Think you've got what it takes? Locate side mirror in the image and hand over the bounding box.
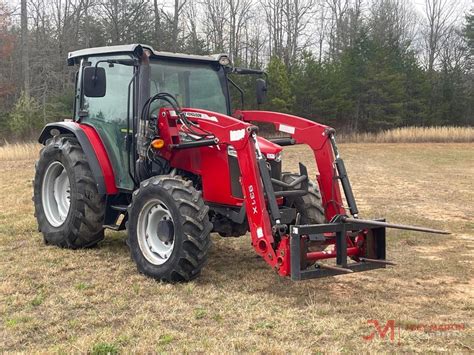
[256,78,267,105]
[83,66,106,97]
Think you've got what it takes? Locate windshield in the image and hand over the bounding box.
[149,60,228,115]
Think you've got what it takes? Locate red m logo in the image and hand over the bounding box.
[363,319,395,342]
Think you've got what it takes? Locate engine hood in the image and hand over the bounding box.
[257,136,282,160]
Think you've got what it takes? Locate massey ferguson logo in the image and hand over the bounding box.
[248,185,258,214]
[184,112,218,122]
[184,112,202,118]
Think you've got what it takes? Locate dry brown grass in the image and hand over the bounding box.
[0,143,473,352]
[339,126,474,143]
[0,142,41,161]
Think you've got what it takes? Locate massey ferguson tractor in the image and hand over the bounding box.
[33,44,448,282]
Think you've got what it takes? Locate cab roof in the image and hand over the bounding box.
[67,44,227,65]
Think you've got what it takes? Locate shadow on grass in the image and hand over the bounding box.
[51,224,469,313]
[88,230,393,307]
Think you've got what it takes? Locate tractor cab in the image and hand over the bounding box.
[68,44,271,191]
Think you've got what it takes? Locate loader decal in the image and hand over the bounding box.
[230,129,245,141]
[248,185,258,214]
[184,111,218,122]
[278,123,295,134]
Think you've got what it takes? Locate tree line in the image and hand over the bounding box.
[0,0,472,140]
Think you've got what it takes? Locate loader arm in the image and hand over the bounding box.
[158,108,372,277]
[158,108,448,279]
[234,110,346,221]
[158,108,291,272]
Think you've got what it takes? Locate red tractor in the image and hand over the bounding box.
[33,44,447,282]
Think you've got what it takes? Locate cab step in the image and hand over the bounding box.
[110,204,128,212]
[103,205,128,231]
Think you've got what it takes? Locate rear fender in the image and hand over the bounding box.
[38,122,118,195]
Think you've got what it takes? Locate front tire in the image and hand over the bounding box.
[33,135,105,248]
[127,175,212,282]
[281,173,325,225]
[282,173,326,254]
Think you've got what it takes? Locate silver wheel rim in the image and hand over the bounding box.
[137,199,175,265]
[42,161,71,227]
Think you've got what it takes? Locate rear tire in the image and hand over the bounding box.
[127,175,212,282]
[33,135,105,248]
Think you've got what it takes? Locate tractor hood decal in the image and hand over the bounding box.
[183,111,218,122]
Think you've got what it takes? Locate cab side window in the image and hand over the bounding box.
[83,55,133,124]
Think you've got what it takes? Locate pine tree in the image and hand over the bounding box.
[266,57,295,113]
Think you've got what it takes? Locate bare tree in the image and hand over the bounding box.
[153,0,162,48]
[283,0,316,67]
[423,0,458,73]
[261,0,315,67]
[261,0,284,59]
[440,25,468,72]
[242,18,266,67]
[315,1,330,63]
[325,0,349,60]
[201,0,228,53]
[226,0,252,62]
[160,0,187,51]
[21,0,30,98]
[183,1,207,53]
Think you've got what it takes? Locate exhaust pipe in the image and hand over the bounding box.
[136,46,150,161]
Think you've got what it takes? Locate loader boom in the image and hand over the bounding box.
[157,107,348,276]
[157,107,449,278]
[235,110,347,221]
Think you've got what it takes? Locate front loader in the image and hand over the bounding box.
[33,44,448,282]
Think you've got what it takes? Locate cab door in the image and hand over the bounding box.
[79,55,135,190]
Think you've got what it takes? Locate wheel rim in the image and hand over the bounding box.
[137,199,175,265]
[42,161,71,227]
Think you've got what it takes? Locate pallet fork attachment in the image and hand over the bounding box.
[289,216,449,280]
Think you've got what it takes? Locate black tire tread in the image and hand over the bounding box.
[128,175,212,282]
[281,172,325,224]
[33,135,105,248]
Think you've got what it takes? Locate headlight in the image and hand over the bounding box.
[219,55,231,66]
[228,145,281,162]
[274,152,282,162]
[266,152,282,162]
[227,145,237,157]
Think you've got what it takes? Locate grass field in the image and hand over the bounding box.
[0,143,473,353]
